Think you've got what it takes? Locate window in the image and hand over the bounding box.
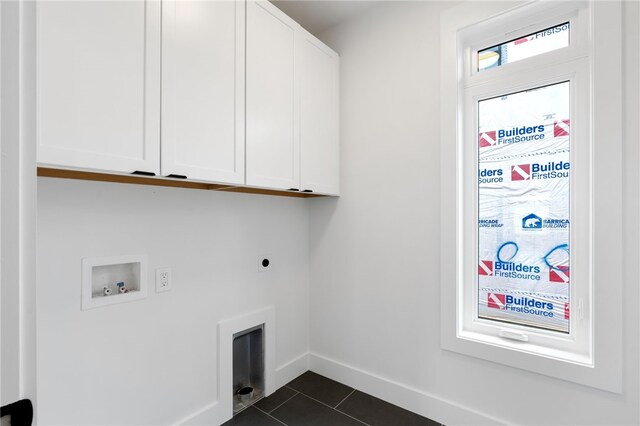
[477,22,570,71]
[459,6,591,360]
[477,82,571,334]
[440,1,623,393]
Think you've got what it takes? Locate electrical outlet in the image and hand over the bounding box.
[156,268,172,293]
[258,256,272,272]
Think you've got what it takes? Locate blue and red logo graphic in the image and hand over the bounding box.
[487,293,555,317]
[478,260,494,276]
[479,131,497,148]
[487,293,506,309]
[511,164,531,181]
[554,119,570,137]
[511,161,570,181]
[549,265,570,283]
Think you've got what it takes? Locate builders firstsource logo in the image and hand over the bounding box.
[554,119,570,137]
[487,293,555,318]
[478,167,503,184]
[513,23,569,45]
[479,119,570,149]
[478,260,494,276]
[549,266,570,284]
[487,292,505,309]
[479,131,497,148]
[495,261,541,280]
[479,125,545,148]
[480,260,541,281]
[511,161,570,181]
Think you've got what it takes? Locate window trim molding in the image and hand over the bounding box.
[462,71,590,361]
[440,0,623,393]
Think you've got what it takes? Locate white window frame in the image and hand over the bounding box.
[440,0,623,393]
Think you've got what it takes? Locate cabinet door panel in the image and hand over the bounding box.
[246,1,299,190]
[300,33,340,195]
[36,1,160,174]
[162,0,244,184]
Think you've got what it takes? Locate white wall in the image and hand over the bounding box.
[311,1,639,425]
[36,178,310,425]
[33,2,640,425]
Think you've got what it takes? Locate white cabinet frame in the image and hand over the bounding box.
[161,0,245,184]
[36,1,161,175]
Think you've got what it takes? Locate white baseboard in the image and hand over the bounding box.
[178,351,500,426]
[308,352,504,426]
[177,400,225,426]
[275,351,310,388]
[176,352,310,426]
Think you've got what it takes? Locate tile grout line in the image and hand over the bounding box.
[283,376,439,425]
[252,405,289,426]
[333,403,373,426]
[334,388,356,409]
[265,390,300,414]
[284,386,372,426]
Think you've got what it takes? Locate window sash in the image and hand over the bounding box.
[459,60,592,364]
[476,81,572,334]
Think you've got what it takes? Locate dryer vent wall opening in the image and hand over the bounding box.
[232,324,265,414]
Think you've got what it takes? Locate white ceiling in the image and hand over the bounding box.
[272,1,379,35]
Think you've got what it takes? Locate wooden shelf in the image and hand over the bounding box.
[37,168,321,198]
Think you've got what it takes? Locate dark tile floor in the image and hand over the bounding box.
[223,371,442,426]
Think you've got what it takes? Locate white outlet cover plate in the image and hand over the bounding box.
[156,268,172,293]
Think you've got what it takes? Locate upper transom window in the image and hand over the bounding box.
[478,22,570,71]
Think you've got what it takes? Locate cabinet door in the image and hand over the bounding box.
[246,1,300,190]
[161,0,245,184]
[299,31,340,195]
[36,1,160,175]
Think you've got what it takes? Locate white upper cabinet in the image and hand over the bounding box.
[36,0,339,196]
[299,31,340,195]
[246,1,300,190]
[246,1,340,194]
[36,1,161,175]
[161,0,245,184]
